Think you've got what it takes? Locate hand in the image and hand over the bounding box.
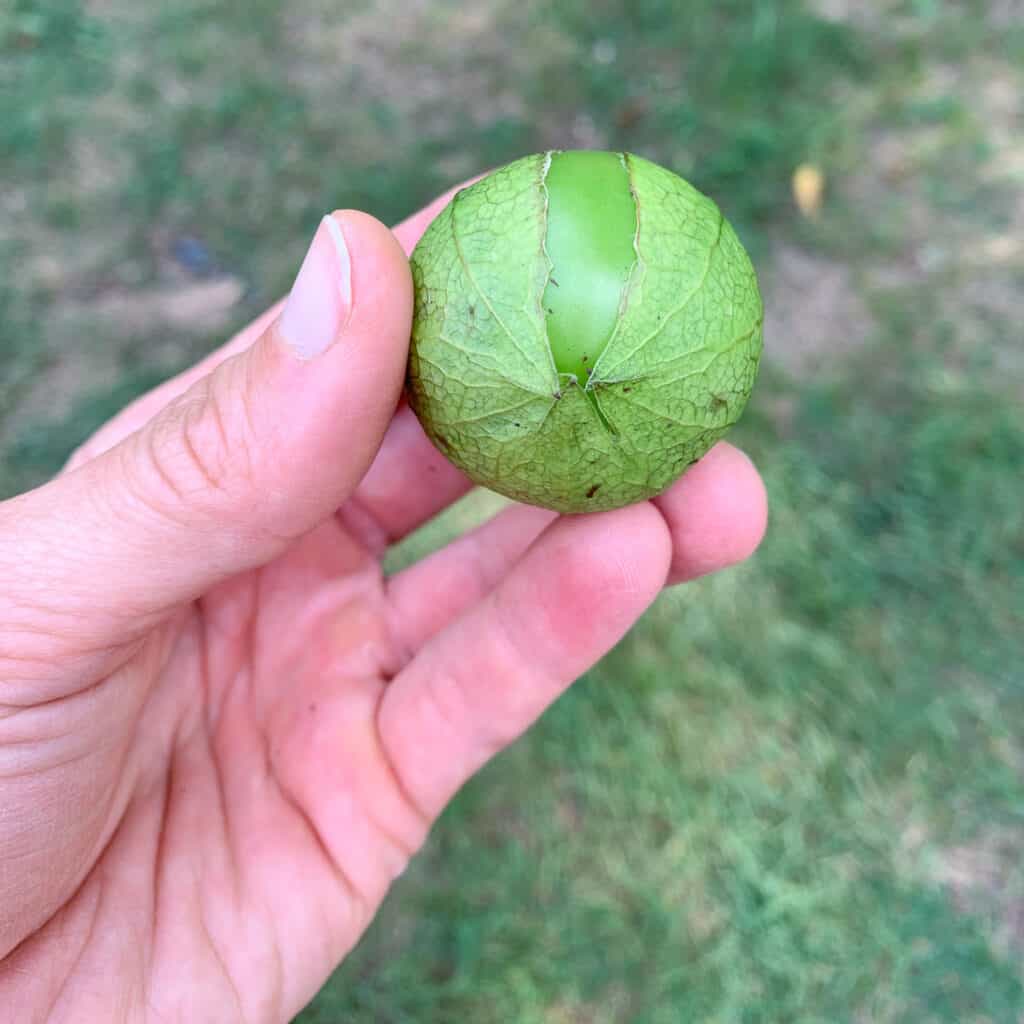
[0,189,767,1023]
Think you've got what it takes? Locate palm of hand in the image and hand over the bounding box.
[133,519,433,1016]
[7,506,510,1020]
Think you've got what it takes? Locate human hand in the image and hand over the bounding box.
[0,189,767,1023]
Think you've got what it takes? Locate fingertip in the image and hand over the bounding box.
[329,209,414,318]
[654,442,768,584]
[298,209,412,416]
[588,500,675,596]
[560,501,674,592]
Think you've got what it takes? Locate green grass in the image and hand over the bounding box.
[3,1,1023,1021]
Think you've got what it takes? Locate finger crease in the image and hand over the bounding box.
[372,692,434,840]
[336,492,392,556]
[262,727,368,931]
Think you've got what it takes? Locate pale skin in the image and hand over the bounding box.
[0,186,767,1023]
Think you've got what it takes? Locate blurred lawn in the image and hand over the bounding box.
[3,1,1023,1021]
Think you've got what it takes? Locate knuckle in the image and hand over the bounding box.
[180,383,240,497]
[129,371,260,522]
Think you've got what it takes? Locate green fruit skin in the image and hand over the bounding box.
[406,150,764,514]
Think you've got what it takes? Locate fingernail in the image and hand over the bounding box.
[278,214,352,359]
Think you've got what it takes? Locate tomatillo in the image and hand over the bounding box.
[407,150,763,513]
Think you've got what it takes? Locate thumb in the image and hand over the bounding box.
[0,211,413,656]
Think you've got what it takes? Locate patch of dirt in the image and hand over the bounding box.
[2,275,244,445]
[979,62,1024,186]
[0,343,119,451]
[812,0,1024,33]
[284,0,609,155]
[545,987,630,1024]
[284,0,571,148]
[762,242,874,376]
[929,828,1024,958]
[807,0,927,35]
[974,0,1024,29]
[842,52,1024,380]
[899,821,1024,960]
[75,276,245,336]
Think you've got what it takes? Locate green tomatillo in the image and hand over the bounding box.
[406,150,764,514]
